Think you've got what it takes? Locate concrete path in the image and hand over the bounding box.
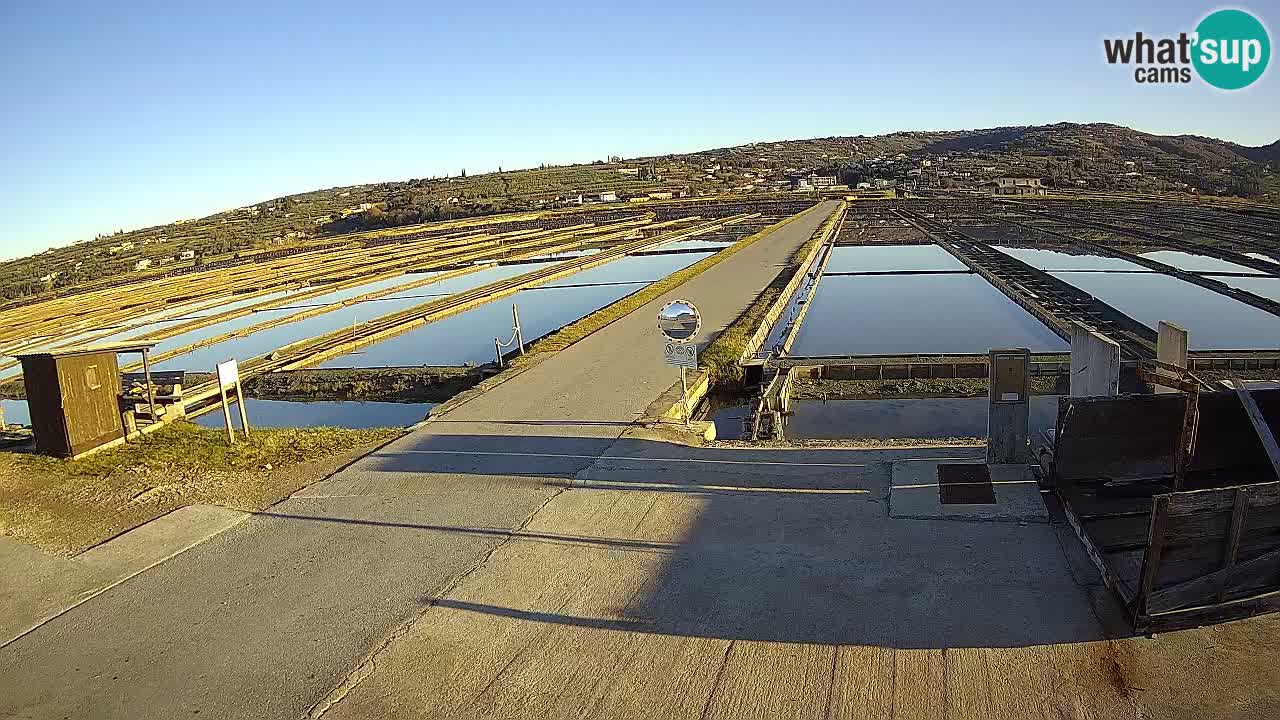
[0,505,248,647]
[0,202,842,719]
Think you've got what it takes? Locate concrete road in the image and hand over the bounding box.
[0,202,840,719]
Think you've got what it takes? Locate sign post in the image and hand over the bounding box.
[215,359,250,444]
[658,300,702,426]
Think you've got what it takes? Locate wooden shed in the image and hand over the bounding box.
[15,342,158,459]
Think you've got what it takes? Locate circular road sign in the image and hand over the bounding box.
[657,299,701,343]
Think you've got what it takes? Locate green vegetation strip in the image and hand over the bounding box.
[516,205,822,361]
[700,203,844,385]
[17,422,397,478]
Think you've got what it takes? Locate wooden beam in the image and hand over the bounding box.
[1136,495,1171,617]
[1147,544,1280,614]
[1233,380,1280,481]
[1217,488,1250,604]
[1144,587,1280,634]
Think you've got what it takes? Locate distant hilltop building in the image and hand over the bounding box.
[791,173,837,191]
[987,177,1046,196]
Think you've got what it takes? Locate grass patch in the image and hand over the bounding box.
[16,422,397,479]
[515,203,824,360]
[1,421,400,554]
[699,202,845,386]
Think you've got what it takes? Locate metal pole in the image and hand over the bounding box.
[234,379,251,438]
[513,304,524,355]
[141,349,158,422]
[495,338,504,369]
[680,366,689,426]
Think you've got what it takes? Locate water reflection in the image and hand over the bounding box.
[992,246,1149,272]
[647,239,734,252]
[151,265,534,372]
[824,245,966,274]
[194,399,434,429]
[318,252,710,368]
[791,274,1067,355]
[1,398,30,426]
[1140,250,1266,275]
[1051,271,1280,349]
[1204,275,1280,304]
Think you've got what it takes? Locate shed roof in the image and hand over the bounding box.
[14,341,158,360]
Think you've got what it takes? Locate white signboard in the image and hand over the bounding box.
[664,341,697,369]
[216,359,239,390]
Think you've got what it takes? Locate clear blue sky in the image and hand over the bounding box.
[2,0,1276,259]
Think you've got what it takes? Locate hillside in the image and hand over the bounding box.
[3,122,1276,307]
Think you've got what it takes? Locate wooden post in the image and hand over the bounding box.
[1173,388,1200,490]
[1137,495,1171,619]
[141,349,158,420]
[1217,488,1250,603]
[220,387,235,445]
[234,379,251,438]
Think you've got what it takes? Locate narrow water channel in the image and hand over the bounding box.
[193,399,435,430]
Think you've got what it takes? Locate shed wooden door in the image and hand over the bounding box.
[56,353,123,456]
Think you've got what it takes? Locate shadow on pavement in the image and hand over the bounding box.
[336,430,1108,649]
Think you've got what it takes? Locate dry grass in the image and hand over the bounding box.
[0,422,399,554]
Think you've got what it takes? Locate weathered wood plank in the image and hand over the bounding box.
[1234,380,1280,482]
[1137,496,1171,613]
[1161,481,1280,517]
[1144,588,1280,633]
[1146,545,1280,614]
[1059,489,1136,603]
[1218,488,1251,603]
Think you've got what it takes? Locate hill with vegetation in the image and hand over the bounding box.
[4,122,1276,307]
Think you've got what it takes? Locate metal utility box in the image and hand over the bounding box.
[987,347,1031,464]
[15,342,156,458]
